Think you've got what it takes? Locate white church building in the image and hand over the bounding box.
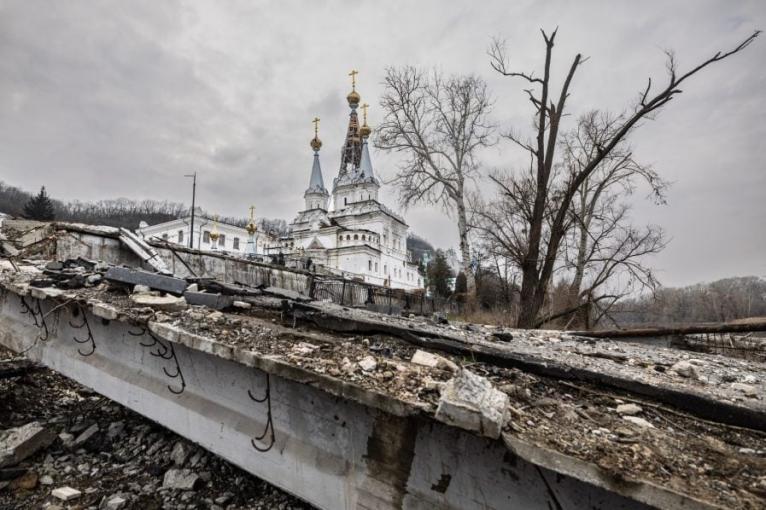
[137,76,423,291]
[280,77,423,290]
[138,212,274,256]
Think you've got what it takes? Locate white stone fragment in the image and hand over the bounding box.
[435,369,510,439]
[232,300,251,309]
[670,360,697,379]
[411,350,458,372]
[615,403,643,416]
[105,495,127,509]
[162,468,200,490]
[52,486,81,501]
[90,301,119,320]
[623,416,655,429]
[358,356,377,372]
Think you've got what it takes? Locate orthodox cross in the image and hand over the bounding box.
[312,117,320,138]
[249,205,256,221]
[349,69,358,90]
[361,103,369,124]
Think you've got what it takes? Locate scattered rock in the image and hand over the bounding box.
[358,356,377,372]
[72,423,99,449]
[742,375,757,384]
[52,486,82,501]
[623,416,655,429]
[106,421,125,439]
[0,422,57,468]
[435,369,509,439]
[410,350,458,372]
[232,300,251,309]
[170,441,190,467]
[162,468,200,490]
[615,403,643,416]
[40,474,54,485]
[105,494,127,509]
[670,360,697,379]
[731,382,758,398]
[133,284,152,294]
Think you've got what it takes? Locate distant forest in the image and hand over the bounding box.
[610,276,766,326]
[0,181,289,234]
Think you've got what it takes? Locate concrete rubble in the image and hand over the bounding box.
[0,422,56,468]
[0,220,765,509]
[435,369,510,439]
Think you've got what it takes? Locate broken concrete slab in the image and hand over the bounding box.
[0,422,56,468]
[105,266,187,295]
[130,294,188,312]
[183,291,234,310]
[435,370,509,439]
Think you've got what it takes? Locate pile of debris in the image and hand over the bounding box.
[1,254,765,508]
[0,352,310,509]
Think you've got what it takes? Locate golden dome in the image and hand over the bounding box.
[246,220,257,235]
[359,123,371,138]
[310,136,322,151]
[347,89,361,106]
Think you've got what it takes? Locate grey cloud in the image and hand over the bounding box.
[0,0,764,286]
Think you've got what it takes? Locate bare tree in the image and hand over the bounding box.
[555,111,669,328]
[374,67,495,298]
[487,28,760,328]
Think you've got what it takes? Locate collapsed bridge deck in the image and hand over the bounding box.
[0,221,764,509]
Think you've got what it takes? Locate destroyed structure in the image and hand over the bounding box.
[0,218,764,509]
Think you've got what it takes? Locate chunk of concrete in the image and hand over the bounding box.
[183,291,233,310]
[105,266,187,295]
[731,382,758,398]
[623,416,655,429]
[670,360,697,379]
[52,486,81,501]
[0,422,56,468]
[105,495,127,509]
[615,403,643,416]
[358,356,377,372]
[130,294,187,312]
[435,370,509,439]
[411,350,458,372]
[162,468,200,490]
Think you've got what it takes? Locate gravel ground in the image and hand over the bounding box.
[0,349,314,510]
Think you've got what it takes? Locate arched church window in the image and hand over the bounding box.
[354,234,358,240]
[362,235,366,241]
[344,197,347,206]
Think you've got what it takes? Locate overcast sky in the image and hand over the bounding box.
[0,1,763,287]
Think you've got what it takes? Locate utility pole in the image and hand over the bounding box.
[184,172,197,249]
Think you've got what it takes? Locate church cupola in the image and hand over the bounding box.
[304,117,329,211]
[358,103,380,200]
[339,70,363,176]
